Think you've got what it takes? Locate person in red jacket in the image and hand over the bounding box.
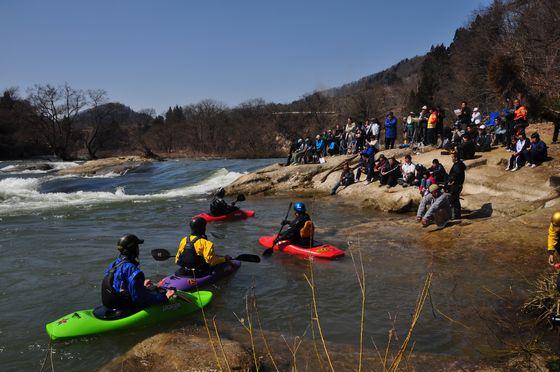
[513,98,528,133]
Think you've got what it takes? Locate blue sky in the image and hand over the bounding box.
[1,0,490,113]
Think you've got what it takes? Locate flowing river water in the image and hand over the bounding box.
[0,158,549,370]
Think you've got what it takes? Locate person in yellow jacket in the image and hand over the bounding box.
[547,211,560,266]
[426,108,438,146]
[175,217,231,277]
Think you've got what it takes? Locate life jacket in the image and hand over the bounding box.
[427,112,438,128]
[176,236,210,273]
[300,220,314,239]
[101,259,134,310]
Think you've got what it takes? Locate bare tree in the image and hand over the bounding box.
[27,83,88,160]
[83,89,112,159]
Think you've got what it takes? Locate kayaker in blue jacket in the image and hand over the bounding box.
[278,202,314,247]
[102,234,175,312]
[384,112,398,149]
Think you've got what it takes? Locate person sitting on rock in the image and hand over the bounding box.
[175,217,232,277]
[429,159,448,185]
[372,153,387,181]
[210,188,240,216]
[416,184,451,228]
[419,168,436,196]
[456,134,476,160]
[475,125,492,152]
[380,156,401,188]
[506,132,530,171]
[525,132,547,168]
[398,154,416,186]
[278,202,314,247]
[102,235,175,314]
[356,142,376,183]
[331,162,355,195]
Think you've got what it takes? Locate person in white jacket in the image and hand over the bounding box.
[471,107,482,126]
[344,117,356,154]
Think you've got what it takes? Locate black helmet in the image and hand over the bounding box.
[190,217,207,235]
[117,234,143,257]
[215,188,225,198]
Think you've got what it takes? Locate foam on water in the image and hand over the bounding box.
[0,168,243,215]
[0,161,80,174]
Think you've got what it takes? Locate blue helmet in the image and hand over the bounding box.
[294,202,306,213]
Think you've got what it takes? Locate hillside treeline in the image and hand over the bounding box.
[0,0,558,160]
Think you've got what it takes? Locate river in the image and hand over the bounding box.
[0,158,547,370]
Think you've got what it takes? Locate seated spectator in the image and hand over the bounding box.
[429,159,448,184]
[291,138,306,164]
[525,132,547,168]
[457,134,476,160]
[475,125,492,152]
[416,184,451,228]
[398,154,416,186]
[465,125,478,142]
[493,118,507,146]
[413,164,427,187]
[451,123,464,148]
[331,163,355,195]
[440,125,453,150]
[372,154,387,181]
[315,135,326,158]
[471,107,482,127]
[506,132,530,171]
[380,156,401,188]
[419,169,436,196]
[326,130,338,156]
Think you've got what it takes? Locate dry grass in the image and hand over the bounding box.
[522,270,560,325]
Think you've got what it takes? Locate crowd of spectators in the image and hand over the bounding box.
[287,98,552,228]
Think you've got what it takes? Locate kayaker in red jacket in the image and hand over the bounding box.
[278,202,314,247]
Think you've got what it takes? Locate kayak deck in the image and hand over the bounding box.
[196,210,255,223]
[158,260,241,291]
[45,290,212,341]
[259,235,345,259]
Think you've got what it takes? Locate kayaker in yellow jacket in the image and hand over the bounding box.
[175,217,231,277]
[547,211,560,266]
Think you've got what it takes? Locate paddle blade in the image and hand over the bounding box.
[235,254,260,263]
[236,194,246,202]
[262,247,274,256]
[151,249,172,261]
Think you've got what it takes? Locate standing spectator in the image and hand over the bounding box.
[355,128,365,153]
[399,154,416,186]
[380,156,401,187]
[502,99,516,150]
[417,106,429,144]
[334,124,345,154]
[458,101,472,130]
[426,108,438,145]
[526,132,548,168]
[384,112,397,149]
[506,132,530,171]
[363,119,373,142]
[404,112,415,144]
[447,152,466,220]
[371,118,380,139]
[436,106,445,140]
[331,163,355,195]
[513,98,528,134]
[553,118,559,144]
[344,117,356,154]
[471,107,482,126]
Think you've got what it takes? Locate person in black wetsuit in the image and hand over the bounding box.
[447,152,466,220]
[278,202,314,247]
[210,188,239,216]
[100,234,175,316]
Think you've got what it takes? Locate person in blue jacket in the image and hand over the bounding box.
[356,141,376,183]
[101,234,175,312]
[315,135,326,158]
[384,112,398,149]
[525,132,548,167]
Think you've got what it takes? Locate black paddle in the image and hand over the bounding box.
[262,202,292,256]
[231,193,246,206]
[151,248,260,263]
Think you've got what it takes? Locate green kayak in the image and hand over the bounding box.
[46,290,212,341]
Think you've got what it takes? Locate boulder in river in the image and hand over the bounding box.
[57,156,152,177]
[101,331,254,372]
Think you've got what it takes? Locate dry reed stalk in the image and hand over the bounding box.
[212,316,232,372]
[349,242,366,372]
[389,272,433,372]
[310,303,326,372]
[252,291,280,372]
[304,259,335,372]
[233,291,260,370]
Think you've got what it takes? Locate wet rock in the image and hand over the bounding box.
[1,163,54,172]
[57,156,152,177]
[101,331,253,372]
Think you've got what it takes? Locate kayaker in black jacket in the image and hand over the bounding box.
[278,202,314,247]
[101,234,175,314]
[210,188,239,216]
[447,152,466,219]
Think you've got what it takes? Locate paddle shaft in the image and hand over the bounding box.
[263,202,292,255]
[151,248,259,263]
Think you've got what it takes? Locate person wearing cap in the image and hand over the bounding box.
[471,107,482,126]
[547,212,560,266]
[475,125,492,152]
[416,184,451,227]
[101,235,175,313]
[384,112,398,149]
[525,132,547,168]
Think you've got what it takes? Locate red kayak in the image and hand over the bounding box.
[196,210,255,223]
[258,235,345,259]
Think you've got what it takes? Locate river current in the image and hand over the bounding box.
[0,158,546,370]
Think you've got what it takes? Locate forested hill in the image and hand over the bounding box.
[1,0,558,160]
